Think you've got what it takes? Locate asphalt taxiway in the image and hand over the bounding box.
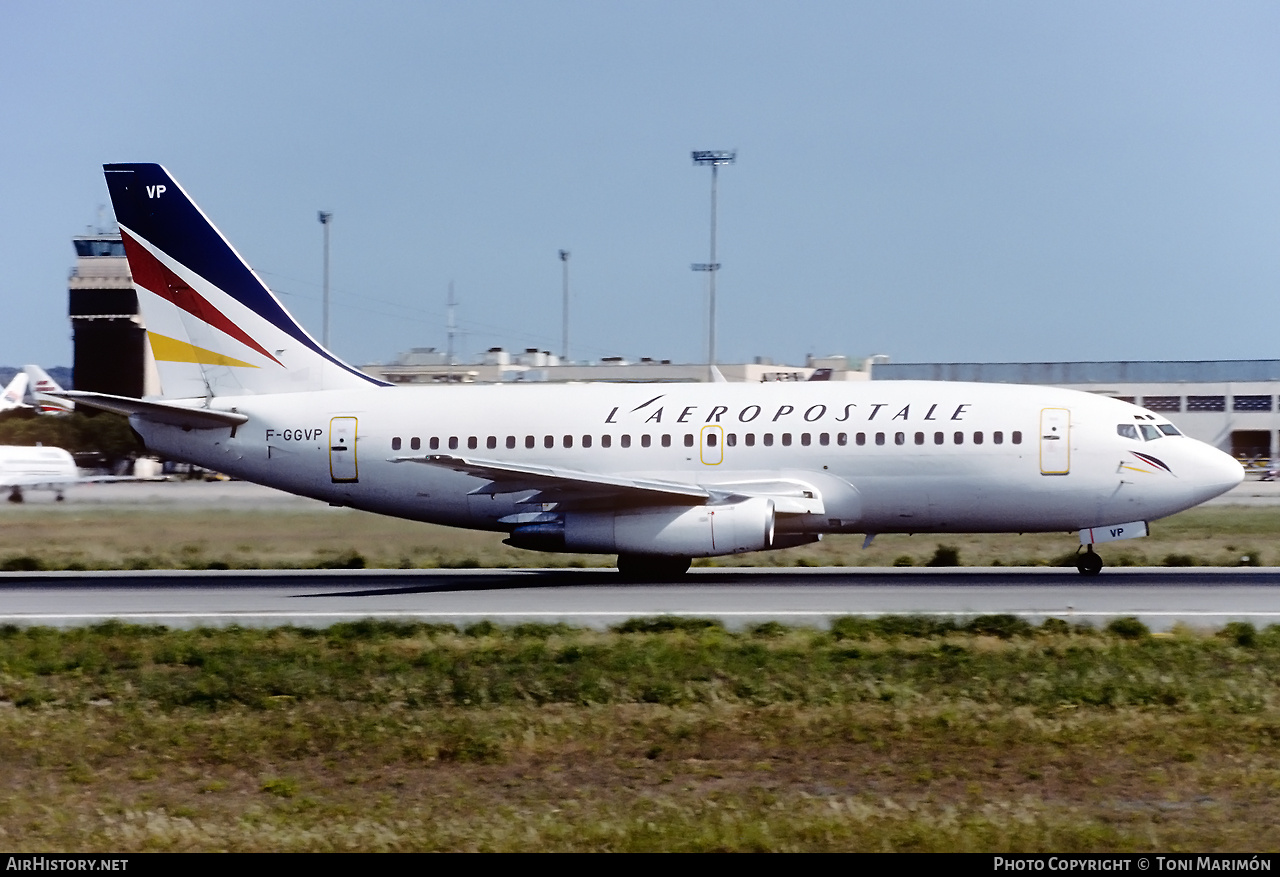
[4,478,1278,630]
[2,567,1279,631]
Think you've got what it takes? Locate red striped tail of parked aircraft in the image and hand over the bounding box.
[65,163,1244,577]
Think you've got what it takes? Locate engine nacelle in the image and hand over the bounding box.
[507,498,776,557]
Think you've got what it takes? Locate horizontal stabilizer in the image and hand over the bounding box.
[56,391,248,430]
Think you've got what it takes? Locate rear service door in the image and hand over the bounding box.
[329,417,358,483]
[1039,408,1070,475]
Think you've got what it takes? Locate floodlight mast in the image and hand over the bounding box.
[318,211,333,348]
[691,150,735,380]
[559,249,570,362]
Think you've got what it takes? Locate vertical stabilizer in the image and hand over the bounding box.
[0,373,29,413]
[102,164,386,399]
[21,366,72,415]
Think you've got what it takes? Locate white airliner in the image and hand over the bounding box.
[63,163,1243,576]
[0,446,78,502]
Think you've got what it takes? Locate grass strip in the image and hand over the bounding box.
[1,617,1279,850]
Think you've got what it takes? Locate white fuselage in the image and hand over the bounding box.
[131,380,1244,551]
[0,446,78,491]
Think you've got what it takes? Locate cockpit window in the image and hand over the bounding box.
[1158,424,1181,436]
[1117,424,1139,440]
[1139,424,1162,441]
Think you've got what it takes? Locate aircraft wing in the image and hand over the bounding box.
[391,454,711,505]
[390,454,827,514]
[54,391,248,430]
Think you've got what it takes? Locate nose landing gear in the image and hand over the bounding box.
[1076,545,1103,576]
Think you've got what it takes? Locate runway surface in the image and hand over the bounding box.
[2,567,1279,631]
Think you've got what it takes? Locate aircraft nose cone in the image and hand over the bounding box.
[1195,445,1244,502]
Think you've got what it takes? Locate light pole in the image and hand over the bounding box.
[318,211,333,348]
[691,150,735,377]
[559,250,570,362]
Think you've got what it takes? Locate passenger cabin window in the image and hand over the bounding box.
[602,435,612,448]
[487,436,497,450]
[525,436,535,449]
[392,437,402,451]
[763,434,774,447]
[820,433,830,446]
[837,433,848,446]
[621,435,631,448]
[1117,424,1139,440]
[661,434,671,448]
[641,435,651,448]
[506,436,516,449]
[429,437,439,450]
[973,432,983,445]
[726,434,737,447]
[409,437,420,451]
[856,433,866,446]
[934,432,944,445]
[953,432,963,445]
[993,432,1004,444]
[782,434,792,447]
[544,436,554,449]
[707,433,718,447]
[894,432,905,445]
[745,434,756,447]
[875,433,885,446]
[684,434,694,447]
[1012,431,1022,444]
[914,432,924,445]
[563,435,573,448]
[449,437,459,450]
[583,435,592,448]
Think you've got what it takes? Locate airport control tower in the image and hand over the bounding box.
[68,232,158,398]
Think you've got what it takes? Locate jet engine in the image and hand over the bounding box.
[506,497,776,557]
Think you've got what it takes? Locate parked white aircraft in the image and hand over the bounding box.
[64,163,1243,576]
[22,366,74,416]
[0,445,78,502]
[0,373,29,413]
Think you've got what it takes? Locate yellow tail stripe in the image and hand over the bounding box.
[147,332,260,368]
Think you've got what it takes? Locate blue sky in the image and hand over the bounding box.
[4,1,1279,369]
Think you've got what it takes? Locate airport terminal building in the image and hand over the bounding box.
[872,360,1280,465]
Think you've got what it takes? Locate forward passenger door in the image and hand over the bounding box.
[1039,408,1070,475]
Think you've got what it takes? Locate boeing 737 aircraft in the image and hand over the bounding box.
[64,163,1244,576]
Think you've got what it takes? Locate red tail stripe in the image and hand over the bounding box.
[121,231,283,367]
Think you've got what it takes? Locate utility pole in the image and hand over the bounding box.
[691,150,735,379]
[318,211,333,348]
[559,250,570,362]
[446,281,457,383]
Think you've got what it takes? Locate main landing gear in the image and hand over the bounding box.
[1076,545,1103,576]
[617,554,692,581]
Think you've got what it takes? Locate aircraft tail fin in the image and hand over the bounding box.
[102,163,387,399]
[22,365,73,416]
[0,373,29,413]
